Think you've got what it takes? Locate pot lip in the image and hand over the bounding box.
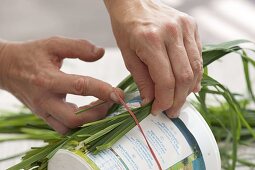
[180,102,221,170]
[48,149,93,170]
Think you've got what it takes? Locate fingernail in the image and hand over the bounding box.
[151,110,162,116]
[173,113,180,118]
[141,98,150,106]
[173,110,181,118]
[116,87,124,99]
[169,114,178,119]
[167,112,175,118]
[151,112,159,116]
[193,84,201,93]
[110,92,119,103]
[93,46,101,54]
[167,109,180,118]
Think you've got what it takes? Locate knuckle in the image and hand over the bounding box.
[77,39,88,44]
[136,26,161,44]
[31,72,51,88]
[135,48,151,64]
[184,36,194,44]
[76,39,94,49]
[164,22,180,38]
[177,70,194,84]
[46,79,55,90]
[170,101,185,113]
[43,115,51,122]
[198,67,204,77]
[155,79,175,109]
[125,61,135,72]
[37,112,48,119]
[189,16,197,26]
[197,40,203,53]
[164,78,176,91]
[31,73,42,86]
[179,15,197,32]
[143,28,160,41]
[179,14,194,25]
[46,36,60,44]
[73,77,89,95]
[56,127,69,135]
[191,59,203,73]
[165,98,174,109]
[93,111,107,120]
[156,98,173,110]
[131,26,162,50]
[189,16,198,28]
[31,98,45,112]
[65,116,80,129]
[43,36,62,49]
[177,98,186,106]
[135,47,145,57]
[48,36,61,42]
[171,102,184,112]
[194,20,198,30]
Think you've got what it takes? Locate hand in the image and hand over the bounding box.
[105,0,203,117]
[0,37,123,134]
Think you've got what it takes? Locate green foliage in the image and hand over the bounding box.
[0,40,255,170]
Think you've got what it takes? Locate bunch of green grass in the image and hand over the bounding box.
[0,40,255,170]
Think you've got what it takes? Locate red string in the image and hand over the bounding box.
[115,92,162,170]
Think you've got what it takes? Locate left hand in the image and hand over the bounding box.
[0,37,123,134]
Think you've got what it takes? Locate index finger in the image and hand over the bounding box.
[137,44,175,115]
[42,71,124,103]
[44,36,105,62]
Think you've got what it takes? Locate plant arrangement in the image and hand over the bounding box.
[0,40,255,170]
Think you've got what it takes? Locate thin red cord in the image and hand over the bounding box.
[115,92,162,170]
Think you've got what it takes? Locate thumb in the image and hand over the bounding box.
[45,36,105,62]
[48,72,124,103]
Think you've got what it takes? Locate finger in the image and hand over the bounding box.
[179,16,203,93]
[165,84,187,118]
[37,112,70,134]
[136,42,175,115]
[121,50,154,105]
[194,26,203,92]
[45,36,105,62]
[195,70,203,92]
[44,115,70,134]
[46,72,124,103]
[195,24,203,56]
[44,97,112,128]
[77,100,113,119]
[183,34,202,93]
[166,41,194,117]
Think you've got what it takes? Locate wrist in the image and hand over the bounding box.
[0,41,8,89]
[0,41,14,91]
[104,0,160,26]
[104,0,145,19]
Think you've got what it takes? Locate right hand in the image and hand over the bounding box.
[105,0,203,117]
[0,37,123,134]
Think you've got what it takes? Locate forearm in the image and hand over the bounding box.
[104,0,142,11]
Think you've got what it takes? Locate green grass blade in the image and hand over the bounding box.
[242,51,255,102]
[83,121,123,144]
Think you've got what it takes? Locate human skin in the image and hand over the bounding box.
[0,37,123,134]
[0,0,202,133]
[104,0,203,117]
